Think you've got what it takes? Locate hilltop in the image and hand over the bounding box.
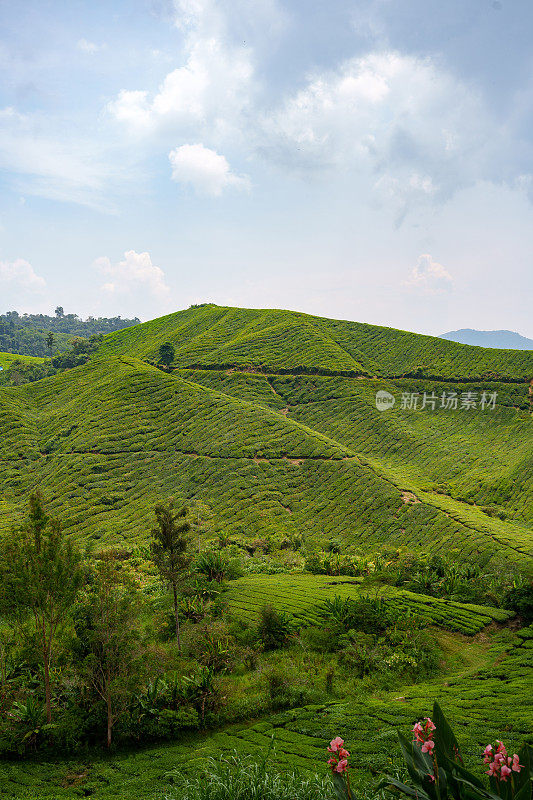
[0,304,531,573]
[97,304,533,380]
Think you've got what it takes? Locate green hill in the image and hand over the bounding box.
[0,305,531,573]
[98,304,533,379]
[0,351,45,369]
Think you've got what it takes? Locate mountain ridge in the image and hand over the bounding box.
[440,328,533,350]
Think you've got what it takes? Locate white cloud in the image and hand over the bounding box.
[260,51,500,212]
[108,0,254,140]
[0,258,46,291]
[403,254,453,294]
[94,250,171,302]
[169,143,250,196]
[77,39,104,54]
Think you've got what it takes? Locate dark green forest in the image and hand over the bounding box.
[0,308,139,357]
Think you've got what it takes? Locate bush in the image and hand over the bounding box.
[316,594,399,635]
[257,604,294,650]
[264,666,315,710]
[194,550,243,583]
[504,582,533,624]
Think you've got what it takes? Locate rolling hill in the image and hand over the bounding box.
[0,304,531,573]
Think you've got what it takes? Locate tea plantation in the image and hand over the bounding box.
[225,574,511,634]
[1,625,531,799]
[0,322,531,571]
[0,305,531,799]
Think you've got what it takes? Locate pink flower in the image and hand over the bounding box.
[338,748,350,759]
[424,718,436,733]
[427,774,436,783]
[412,722,425,742]
[335,759,348,774]
[496,741,507,756]
[421,739,435,753]
[328,736,345,753]
[511,754,523,773]
[500,765,512,781]
[494,753,505,765]
[483,745,493,764]
[327,758,337,767]
[487,762,499,777]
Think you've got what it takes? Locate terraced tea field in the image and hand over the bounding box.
[2,625,531,799]
[225,574,512,634]
[0,306,531,800]
[0,306,531,574]
[97,304,533,380]
[0,351,46,369]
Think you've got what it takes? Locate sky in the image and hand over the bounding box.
[0,0,532,337]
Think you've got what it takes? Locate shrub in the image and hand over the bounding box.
[316,594,398,635]
[504,582,533,624]
[194,550,243,583]
[257,604,294,650]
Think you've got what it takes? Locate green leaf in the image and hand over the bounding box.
[433,701,462,765]
[377,775,432,800]
[331,772,352,800]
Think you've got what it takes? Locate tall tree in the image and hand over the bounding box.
[46,331,55,360]
[158,342,175,369]
[74,554,144,748]
[149,501,191,649]
[0,493,84,723]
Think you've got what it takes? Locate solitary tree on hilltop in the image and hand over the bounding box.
[149,501,191,649]
[158,342,175,369]
[54,306,64,319]
[0,492,84,723]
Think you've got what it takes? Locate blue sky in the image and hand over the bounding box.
[0,0,532,336]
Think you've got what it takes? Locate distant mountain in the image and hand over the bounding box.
[440,329,533,350]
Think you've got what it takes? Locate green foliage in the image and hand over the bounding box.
[316,594,399,635]
[0,310,139,357]
[194,549,243,583]
[165,752,332,800]
[149,500,191,647]
[73,555,146,747]
[0,359,56,386]
[159,342,176,367]
[504,582,533,624]
[52,334,104,370]
[379,701,533,800]
[257,604,295,651]
[0,492,84,723]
